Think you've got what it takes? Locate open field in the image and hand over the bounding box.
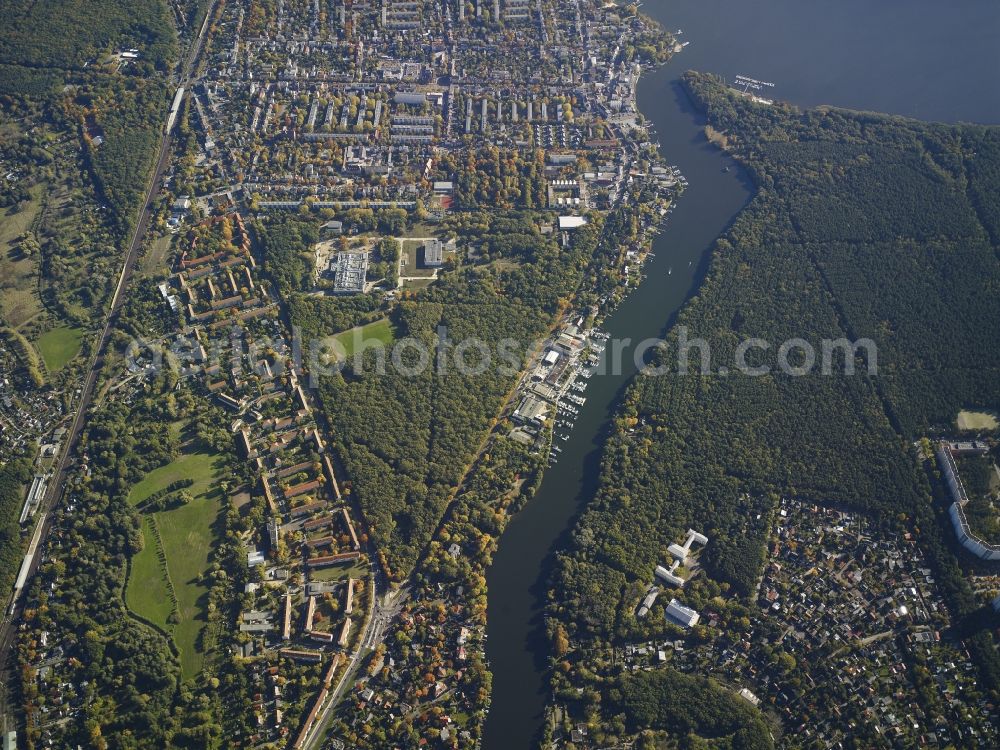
[957,409,999,431]
[310,559,369,582]
[0,185,44,327]
[34,325,83,371]
[126,516,175,628]
[125,429,226,679]
[331,317,395,359]
[141,232,175,275]
[154,486,224,678]
[127,449,223,506]
[398,222,436,238]
[399,277,435,291]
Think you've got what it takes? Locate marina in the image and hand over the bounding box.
[485,0,1000,746]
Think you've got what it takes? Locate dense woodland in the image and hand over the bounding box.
[81,75,172,239]
[617,669,773,750]
[292,202,639,579]
[0,453,32,595]
[548,72,1000,739]
[256,217,318,295]
[0,0,176,239]
[0,0,175,72]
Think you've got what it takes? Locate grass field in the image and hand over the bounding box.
[127,450,222,506]
[398,222,436,238]
[126,516,175,626]
[399,277,435,291]
[957,410,999,431]
[154,486,224,678]
[310,559,369,582]
[330,318,396,359]
[34,326,83,371]
[0,186,44,327]
[125,430,227,679]
[141,232,175,275]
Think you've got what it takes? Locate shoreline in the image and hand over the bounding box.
[481,17,751,747]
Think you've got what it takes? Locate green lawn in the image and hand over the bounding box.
[957,409,999,431]
[126,516,175,626]
[309,559,368,582]
[154,486,224,678]
[125,438,227,679]
[331,317,396,359]
[399,277,435,291]
[34,326,83,371]
[127,450,222,506]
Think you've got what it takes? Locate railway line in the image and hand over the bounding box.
[0,2,218,720]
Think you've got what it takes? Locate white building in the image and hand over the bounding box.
[654,564,684,588]
[636,588,659,617]
[248,549,266,567]
[665,598,699,628]
[938,441,1000,561]
[558,215,587,230]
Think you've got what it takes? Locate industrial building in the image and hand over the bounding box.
[331,251,370,294]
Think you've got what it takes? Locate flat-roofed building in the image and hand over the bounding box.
[512,394,549,427]
[424,238,444,266]
[637,588,659,617]
[345,578,354,614]
[331,251,369,294]
[654,564,684,588]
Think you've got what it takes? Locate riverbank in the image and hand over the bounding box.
[482,34,754,750]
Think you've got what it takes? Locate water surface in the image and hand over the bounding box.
[483,2,1000,748]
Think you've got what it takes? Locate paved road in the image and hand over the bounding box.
[0,4,218,717]
[300,583,411,750]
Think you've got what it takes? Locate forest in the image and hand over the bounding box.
[292,202,641,579]
[256,217,319,295]
[617,669,773,750]
[0,0,175,73]
[0,0,178,250]
[0,452,32,596]
[549,71,1000,719]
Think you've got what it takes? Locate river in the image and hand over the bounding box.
[482,2,1000,748]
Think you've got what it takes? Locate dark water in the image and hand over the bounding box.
[483,2,1000,749]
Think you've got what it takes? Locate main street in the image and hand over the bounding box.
[0,2,219,715]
